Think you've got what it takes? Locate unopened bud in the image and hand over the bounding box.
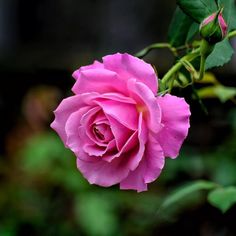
[200,9,227,44]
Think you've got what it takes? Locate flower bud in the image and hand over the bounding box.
[199,9,227,44]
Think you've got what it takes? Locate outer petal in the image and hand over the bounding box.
[72,69,127,95]
[142,134,165,184]
[72,60,104,80]
[50,93,99,144]
[65,108,93,152]
[119,116,165,192]
[103,53,158,94]
[218,13,227,37]
[157,94,191,158]
[76,155,130,187]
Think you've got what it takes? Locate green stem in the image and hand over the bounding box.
[227,30,236,39]
[199,55,206,80]
[198,39,214,80]
[161,48,200,85]
[135,43,177,58]
[169,72,177,93]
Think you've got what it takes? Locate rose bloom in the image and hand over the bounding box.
[51,53,190,192]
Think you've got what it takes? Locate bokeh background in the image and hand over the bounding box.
[1,0,236,235]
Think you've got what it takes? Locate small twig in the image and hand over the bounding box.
[227,30,236,39]
[161,48,200,87]
[135,43,178,58]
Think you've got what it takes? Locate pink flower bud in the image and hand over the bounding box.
[200,9,228,44]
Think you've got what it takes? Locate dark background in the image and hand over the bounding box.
[1,1,236,235]
[0,0,178,154]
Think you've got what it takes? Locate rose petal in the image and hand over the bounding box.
[142,134,165,184]
[72,60,104,81]
[157,94,191,158]
[83,139,116,157]
[80,106,101,126]
[120,133,164,192]
[102,130,138,163]
[87,113,112,147]
[103,53,158,94]
[127,78,162,133]
[96,99,138,130]
[76,126,102,162]
[65,109,93,153]
[72,68,127,94]
[123,112,147,171]
[106,115,133,150]
[76,155,130,187]
[98,92,136,104]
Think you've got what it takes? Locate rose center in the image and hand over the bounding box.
[93,127,105,140]
[92,123,113,143]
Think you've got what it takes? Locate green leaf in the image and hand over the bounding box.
[197,85,236,102]
[208,187,236,213]
[177,0,217,23]
[168,7,194,47]
[206,39,234,69]
[161,180,217,209]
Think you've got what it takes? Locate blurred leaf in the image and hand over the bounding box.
[206,39,234,69]
[212,158,236,186]
[161,152,205,183]
[186,22,199,43]
[20,132,89,191]
[196,72,219,84]
[21,132,73,173]
[177,0,217,23]
[215,85,236,102]
[161,180,217,209]
[168,7,194,47]
[197,85,236,102]
[75,193,118,236]
[228,109,236,131]
[208,187,236,213]
[0,226,16,236]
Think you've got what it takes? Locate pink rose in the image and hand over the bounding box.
[51,53,190,192]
